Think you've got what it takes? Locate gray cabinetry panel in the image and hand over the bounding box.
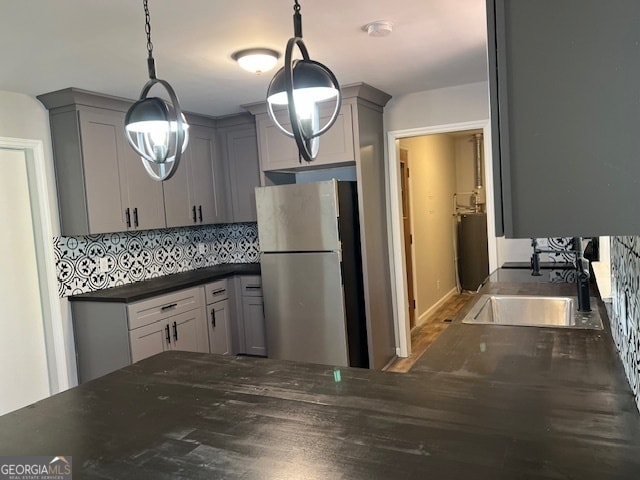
[225,126,260,222]
[39,89,166,235]
[231,274,266,356]
[204,279,231,355]
[257,103,355,172]
[208,299,231,355]
[164,123,224,227]
[488,0,640,237]
[242,296,266,357]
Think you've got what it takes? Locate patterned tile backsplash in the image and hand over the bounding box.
[610,236,640,412]
[54,223,259,297]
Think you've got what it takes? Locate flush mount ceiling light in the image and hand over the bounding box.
[232,48,280,74]
[124,0,189,182]
[266,0,341,163]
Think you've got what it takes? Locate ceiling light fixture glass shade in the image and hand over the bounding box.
[266,0,341,163]
[124,0,188,182]
[232,48,280,74]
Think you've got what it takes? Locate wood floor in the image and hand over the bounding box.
[386,291,475,373]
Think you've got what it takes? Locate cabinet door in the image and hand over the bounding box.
[242,296,266,356]
[117,124,166,231]
[163,125,221,227]
[162,149,192,228]
[257,103,355,172]
[226,126,260,222]
[208,299,231,355]
[77,110,127,233]
[170,309,208,353]
[129,321,169,363]
[189,125,222,224]
[488,0,640,237]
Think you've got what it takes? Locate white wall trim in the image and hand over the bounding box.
[0,136,69,392]
[386,120,496,358]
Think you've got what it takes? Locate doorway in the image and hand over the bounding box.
[0,137,68,415]
[386,121,497,357]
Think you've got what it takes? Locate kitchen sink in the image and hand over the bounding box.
[462,295,603,330]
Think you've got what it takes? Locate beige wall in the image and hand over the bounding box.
[401,134,457,324]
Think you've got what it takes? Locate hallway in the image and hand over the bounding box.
[387,292,475,373]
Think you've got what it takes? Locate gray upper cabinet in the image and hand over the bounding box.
[216,114,261,223]
[487,0,640,238]
[254,102,355,172]
[38,88,165,235]
[164,120,226,227]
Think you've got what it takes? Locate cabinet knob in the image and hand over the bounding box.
[211,308,216,327]
[192,205,197,223]
[173,321,178,341]
[198,205,203,222]
[125,208,131,228]
[165,324,171,344]
[133,207,139,227]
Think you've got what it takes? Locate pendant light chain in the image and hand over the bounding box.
[143,0,156,79]
[125,0,188,181]
[293,0,303,38]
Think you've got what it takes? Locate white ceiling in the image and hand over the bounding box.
[1,0,488,117]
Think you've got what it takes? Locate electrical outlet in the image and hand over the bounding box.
[99,257,109,273]
[198,243,206,254]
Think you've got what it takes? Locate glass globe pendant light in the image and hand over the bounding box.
[266,0,341,162]
[125,0,188,181]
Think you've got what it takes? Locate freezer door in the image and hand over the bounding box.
[261,251,349,366]
[256,180,340,252]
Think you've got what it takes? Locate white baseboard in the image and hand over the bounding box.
[415,287,458,328]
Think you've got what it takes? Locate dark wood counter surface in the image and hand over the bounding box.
[68,263,260,303]
[1,269,639,479]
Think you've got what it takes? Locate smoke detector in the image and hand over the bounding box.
[362,21,393,38]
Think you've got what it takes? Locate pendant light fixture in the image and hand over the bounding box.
[124,0,188,182]
[266,0,341,162]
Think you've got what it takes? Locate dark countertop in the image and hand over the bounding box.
[68,263,261,303]
[2,268,639,478]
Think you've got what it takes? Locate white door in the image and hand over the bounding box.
[0,148,51,415]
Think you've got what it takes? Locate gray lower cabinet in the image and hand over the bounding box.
[72,286,208,383]
[38,89,166,235]
[236,275,266,356]
[203,279,231,355]
[164,121,227,227]
[487,0,640,237]
[129,309,203,363]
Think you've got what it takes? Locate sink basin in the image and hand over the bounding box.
[462,295,603,330]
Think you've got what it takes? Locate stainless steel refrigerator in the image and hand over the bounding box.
[255,179,369,368]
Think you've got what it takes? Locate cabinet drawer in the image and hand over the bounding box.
[240,275,262,297]
[127,286,204,330]
[204,279,229,304]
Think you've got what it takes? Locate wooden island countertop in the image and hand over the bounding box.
[1,269,639,479]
